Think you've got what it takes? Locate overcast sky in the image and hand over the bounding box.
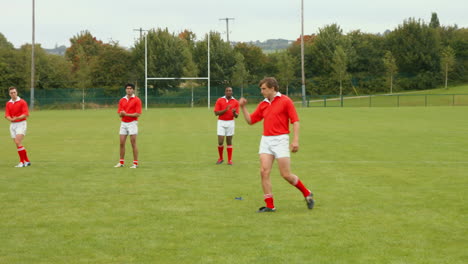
[0,0,466,49]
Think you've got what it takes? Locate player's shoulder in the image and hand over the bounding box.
[215,97,224,105]
[280,94,294,104]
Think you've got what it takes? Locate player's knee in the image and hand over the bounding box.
[280,170,293,179]
[260,167,271,177]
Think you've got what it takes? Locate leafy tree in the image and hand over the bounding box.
[233,42,268,82]
[307,24,346,76]
[440,46,456,89]
[231,52,248,96]
[347,30,385,75]
[132,28,198,95]
[16,44,72,90]
[275,51,295,96]
[440,27,468,82]
[178,29,197,52]
[385,18,441,90]
[429,12,440,28]
[331,46,348,96]
[0,47,25,95]
[0,33,14,50]
[90,43,132,91]
[193,32,238,89]
[288,34,315,84]
[66,31,103,73]
[383,51,398,93]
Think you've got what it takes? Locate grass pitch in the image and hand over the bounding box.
[0,106,467,263]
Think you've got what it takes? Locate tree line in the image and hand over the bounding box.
[0,13,467,98]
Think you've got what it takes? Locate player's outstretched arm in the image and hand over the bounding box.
[239,98,252,124]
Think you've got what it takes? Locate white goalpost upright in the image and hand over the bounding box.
[144,32,211,110]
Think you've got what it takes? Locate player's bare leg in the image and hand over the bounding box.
[226,136,233,165]
[218,135,225,146]
[13,134,24,147]
[216,136,225,164]
[119,135,127,160]
[277,157,296,184]
[114,135,127,167]
[278,157,314,209]
[130,135,138,161]
[130,135,138,168]
[258,154,276,211]
[13,134,30,167]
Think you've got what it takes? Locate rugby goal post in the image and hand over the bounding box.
[144,33,211,110]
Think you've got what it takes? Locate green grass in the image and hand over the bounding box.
[0,107,467,263]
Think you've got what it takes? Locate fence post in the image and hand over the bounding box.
[369,95,372,107]
[324,96,327,108]
[425,95,427,107]
[340,95,343,107]
[397,95,400,107]
[452,94,455,106]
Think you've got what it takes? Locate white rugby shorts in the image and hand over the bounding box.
[119,121,138,135]
[217,120,235,136]
[10,121,27,138]
[259,134,290,158]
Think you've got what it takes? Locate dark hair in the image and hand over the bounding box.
[259,77,279,91]
[125,83,135,89]
[9,86,17,91]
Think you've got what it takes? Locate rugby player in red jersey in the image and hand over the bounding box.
[114,83,142,169]
[214,87,239,165]
[239,77,314,212]
[5,87,31,168]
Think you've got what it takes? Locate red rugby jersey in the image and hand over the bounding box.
[118,95,142,123]
[214,96,239,121]
[250,92,299,136]
[5,97,29,123]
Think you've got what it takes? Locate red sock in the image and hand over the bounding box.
[294,179,312,197]
[133,160,138,166]
[23,148,30,162]
[119,159,124,165]
[17,146,25,163]
[264,194,275,209]
[218,146,224,160]
[227,145,233,161]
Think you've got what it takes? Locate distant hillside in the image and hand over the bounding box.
[233,39,293,52]
[44,45,67,56]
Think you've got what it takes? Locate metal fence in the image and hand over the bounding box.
[306,94,468,107]
[1,88,468,109]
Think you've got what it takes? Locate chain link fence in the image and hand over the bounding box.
[1,86,467,109]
